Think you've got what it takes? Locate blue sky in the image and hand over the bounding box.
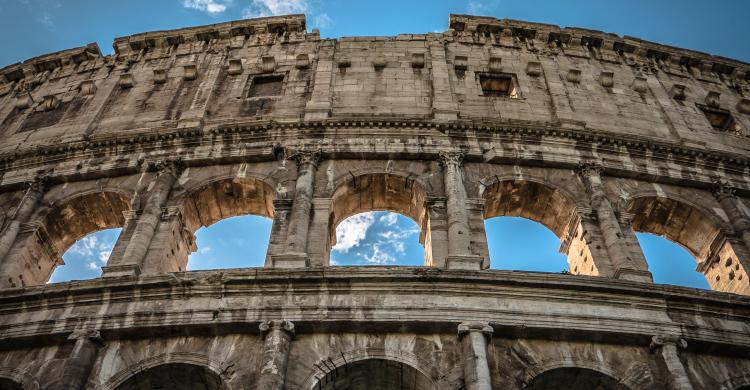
[9,0,739,289]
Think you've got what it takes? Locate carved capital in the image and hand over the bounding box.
[712,178,737,201]
[285,149,322,169]
[438,151,465,168]
[457,321,493,338]
[259,320,295,337]
[575,161,604,179]
[153,158,186,177]
[650,335,687,351]
[68,329,105,346]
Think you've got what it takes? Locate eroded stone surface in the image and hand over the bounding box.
[0,13,748,390]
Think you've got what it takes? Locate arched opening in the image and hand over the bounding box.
[49,227,122,283]
[174,177,276,272]
[313,358,433,390]
[528,367,625,390]
[188,215,272,270]
[485,217,568,272]
[1,191,130,287]
[483,180,597,275]
[0,378,22,390]
[328,173,431,266]
[114,363,225,390]
[330,211,425,266]
[629,196,749,294]
[636,232,710,289]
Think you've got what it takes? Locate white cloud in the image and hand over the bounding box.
[378,228,418,241]
[467,0,500,15]
[333,212,376,253]
[313,12,332,29]
[241,0,308,18]
[363,243,396,265]
[98,249,112,264]
[85,262,99,271]
[68,236,99,257]
[199,246,212,255]
[379,213,398,226]
[182,0,230,15]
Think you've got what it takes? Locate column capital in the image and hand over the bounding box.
[260,320,295,337]
[285,148,322,169]
[712,178,737,201]
[650,335,687,351]
[273,198,294,211]
[67,329,104,346]
[438,151,466,168]
[152,158,186,177]
[575,161,604,179]
[458,321,493,338]
[27,176,49,194]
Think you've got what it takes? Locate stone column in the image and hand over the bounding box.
[271,150,321,268]
[102,160,182,277]
[429,39,459,120]
[257,320,295,390]
[440,152,483,270]
[577,163,652,282]
[265,199,293,266]
[458,322,493,390]
[49,330,104,390]
[0,179,46,263]
[426,197,448,268]
[650,335,694,390]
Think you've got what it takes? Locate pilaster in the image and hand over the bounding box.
[48,330,104,390]
[458,321,493,390]
[650,335,694,390]
[0,179,46,264]
[257,320,295,390]
[270,149,321,268]
[577,162,652,282]
[440,152,484,270]
[102,160,183,278]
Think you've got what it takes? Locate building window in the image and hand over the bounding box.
[248,75,284,97]
[479,73,519,98]
[698,105,743,135]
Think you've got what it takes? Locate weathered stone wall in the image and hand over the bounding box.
[0,13,749,389]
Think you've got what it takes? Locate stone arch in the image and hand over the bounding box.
[523,357,643,390]
[0,189,130,287]
[526,366,630,390]
[100,352,233,390]
[327,172,431,266]
[151,175,277,273]
[0,367,39,390]
[299,348,441,390]
[480,176,608,276]
[627,194,749,294]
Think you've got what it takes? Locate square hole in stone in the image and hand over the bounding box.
[698,105,743,135]
[479,73,518,98]
[248,75,284,97]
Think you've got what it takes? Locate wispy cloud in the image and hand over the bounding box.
[313,12,332,29]
[241,0,307,18]
[379,213,398,226]
[363,243,396,264]
[67,234,115,265]
[467,0,500,15]
[333,212,376,253]
[182,0,231,15]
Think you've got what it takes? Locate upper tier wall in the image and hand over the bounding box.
[1,13,749,170]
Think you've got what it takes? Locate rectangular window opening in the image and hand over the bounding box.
[248,75,284,98]
[479,74,519,98]
[699,105,743,135]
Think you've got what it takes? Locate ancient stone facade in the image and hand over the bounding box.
[0,13,749,389]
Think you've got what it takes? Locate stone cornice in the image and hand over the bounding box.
[448,14,750,76]
[0,268,747,355]
[1,118,749,196]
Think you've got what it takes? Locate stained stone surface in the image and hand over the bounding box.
[0,13,748,390]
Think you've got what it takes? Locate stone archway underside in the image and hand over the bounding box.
[528,367,626,390]
[113,363,225,390]
[182,177,276,232]
[314,359,433,390]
